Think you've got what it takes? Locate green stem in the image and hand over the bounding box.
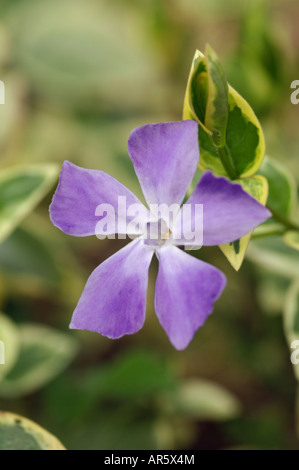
[217,145,238,180]
[267,205,299,231]
[252,228,287,240]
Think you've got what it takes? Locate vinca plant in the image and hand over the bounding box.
[47,45,299,447]
[50,46,299,354]
[1,0,299,451]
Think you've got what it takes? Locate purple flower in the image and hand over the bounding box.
[50,121,270,350]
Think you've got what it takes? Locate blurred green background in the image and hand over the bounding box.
[0,0,299,450]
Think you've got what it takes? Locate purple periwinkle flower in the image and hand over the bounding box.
[50,121,270,350]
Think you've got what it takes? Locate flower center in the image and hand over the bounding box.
[143,218,171,247]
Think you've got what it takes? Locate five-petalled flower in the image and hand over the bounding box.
[50,121,270,350]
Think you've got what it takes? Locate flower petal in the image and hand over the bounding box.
[70,239,154,338]
[50,160,149,237]
[172,171,271,246]
[128,121,199,207]
[155,246,226,350]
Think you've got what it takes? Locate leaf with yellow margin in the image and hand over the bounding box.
[219,175,268,270]
[183,49,265,179]
[0,411,65,450]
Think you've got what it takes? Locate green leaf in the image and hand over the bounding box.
[283,280,299,381]
[204,44,229,147]
[283,231,299,252]
[183,50,209,129]
[224,86,265,177]
[184,45,229,147]
[0,411,65,450]
[183,49,265,178]
[0,324,78,398]
[0,314,20,380]
[161,379,241,421]
[194,124,224,175]
[258,156,297,219]
[0,164,59,244]
[219,174,268,271]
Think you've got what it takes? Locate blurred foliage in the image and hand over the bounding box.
[225,0,286,116]
[41,349,241,450]
[0,0,299,450]
[0,313,78,398]
[284,231,299,251]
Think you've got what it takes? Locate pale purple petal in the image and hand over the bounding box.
[50,161,149,237]
[70,239,154,338]
[172,171,271,246]
[155,246,226,350]
[128,121,199,207]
